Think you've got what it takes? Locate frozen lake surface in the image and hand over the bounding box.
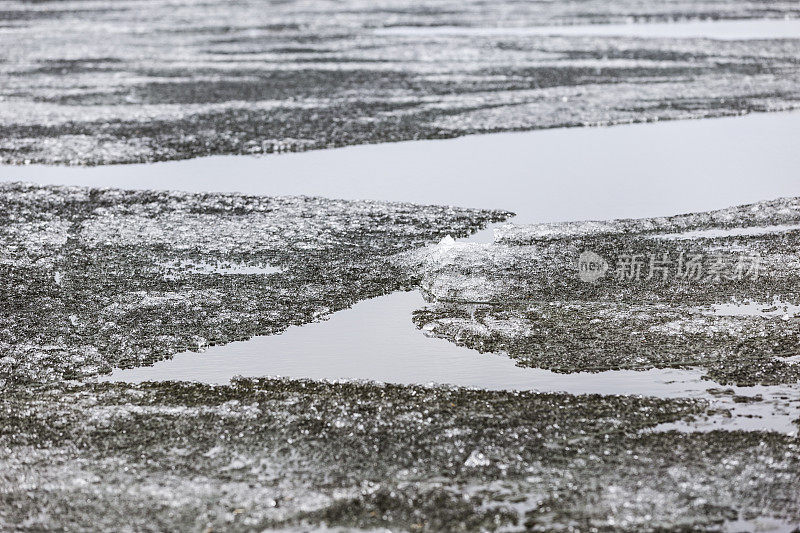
[62,110,799,428]
[3,111,800,419]
[5,10,800,530]
[4,6,799,166]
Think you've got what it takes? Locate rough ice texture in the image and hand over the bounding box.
[0,182,509,385]
[399,198,800,385]
[495,196,800,244]
[2,0,800,164]
[2,378,799,532]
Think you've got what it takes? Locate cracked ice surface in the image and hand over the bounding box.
[0,182,508,385]
[2,0,800,164]
[398,197,800,385]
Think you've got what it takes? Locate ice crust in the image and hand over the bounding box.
[0,182,508,385]
[2,0,800,164]
[1,378,799,531]
[2,191,799,530]
[399,198,800,385]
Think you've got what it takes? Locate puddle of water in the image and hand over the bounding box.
[2,111,799,228]
[102,290,800,434]
[375,18,800,40]
[104,291,685,392]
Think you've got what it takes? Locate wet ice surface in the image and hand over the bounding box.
[6,377,800,531]
[105,290,800,436]
[400,196,800,385]
[4,171,798,529]
[2,1,800,164]
[4,6,800,529]
[66,111,798,381]
[0,182,507,385]
[10,111,800,391]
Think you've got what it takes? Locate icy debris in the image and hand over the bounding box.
[2,378,798,531]
[401,196,800,304]
[2,1,800,163]
[0,182,507,384]
[703,299,800,318]
[411,300,800,385]
[398,239,531,303]
[464,450,491,468]
[160,259,282,277]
